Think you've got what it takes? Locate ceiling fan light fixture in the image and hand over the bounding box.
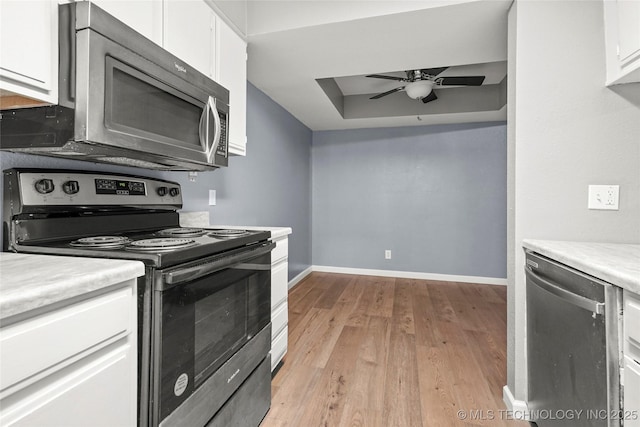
[405,80,434,100]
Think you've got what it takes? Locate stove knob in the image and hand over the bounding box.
[34,179,55,194]
[62,180,80,195]
[157,186,168,197]
[169,187,180,197]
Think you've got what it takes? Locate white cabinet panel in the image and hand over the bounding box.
[626,294,640,346]
[624,290,640,426]
[0,286,132,392]
[2,344,135,427]
[624,356,640,427]
[163,0,215,78]
[91,0,163,45]
[216,19,247,156]
[271,328,288,372]
[269,235,289,371]
[0,280,137,427]
[604,0,640,84]
[617,0,640,66]
[272,238,289,264]
[0,0,57,104]
[271,261,288,309]
[272,301,288,338]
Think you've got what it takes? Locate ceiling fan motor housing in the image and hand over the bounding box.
[405,80,434,99]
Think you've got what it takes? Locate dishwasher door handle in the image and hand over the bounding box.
[525,267,605,315]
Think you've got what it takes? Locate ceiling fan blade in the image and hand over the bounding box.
[365,74,406,81]
[421,67,448,76]
[370,86,404,99]
[421,90,438,104]
[438,76,485,86]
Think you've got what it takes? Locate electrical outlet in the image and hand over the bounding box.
[588,185,619,210]
[208,190,216,206]
[385,250,392,260]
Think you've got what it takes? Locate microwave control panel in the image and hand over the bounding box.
[216,111,228,157]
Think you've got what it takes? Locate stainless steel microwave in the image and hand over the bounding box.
[0,2,229,171]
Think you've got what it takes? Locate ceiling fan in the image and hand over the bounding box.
[366,68,486,104]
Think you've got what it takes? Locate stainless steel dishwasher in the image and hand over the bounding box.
[526,250,622,427]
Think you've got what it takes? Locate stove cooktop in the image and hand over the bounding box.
[15,228,270,269]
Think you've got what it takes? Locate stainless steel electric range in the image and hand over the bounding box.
[2,169,274,427]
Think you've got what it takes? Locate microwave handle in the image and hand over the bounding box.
[198,100,210,154]
[205,97,221,163]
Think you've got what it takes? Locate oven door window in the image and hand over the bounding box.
[156,255,270,421]
[193,274,247,384]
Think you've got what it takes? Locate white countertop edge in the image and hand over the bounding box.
[523,239,640,294]
[0,253,145,321]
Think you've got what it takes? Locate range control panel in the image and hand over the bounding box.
[9,170,183,208]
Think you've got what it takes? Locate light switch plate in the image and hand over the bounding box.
[208,190,216,206]
[588,185,619,210]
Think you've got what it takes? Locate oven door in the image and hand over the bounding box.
[74,28,228,167]
[151,241,274,426]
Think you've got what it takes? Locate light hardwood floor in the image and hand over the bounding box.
[261,272,528,427]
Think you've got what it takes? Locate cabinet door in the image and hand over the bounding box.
[1,344,136,427]
[163,0,215,78]
[617,0,640,66]
[625,356,640,427]
[0,0,57,104]
[216,19,247,156]
[91,0,162,45]
[271,261,288,309]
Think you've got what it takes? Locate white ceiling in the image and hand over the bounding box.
[242,0,511,130]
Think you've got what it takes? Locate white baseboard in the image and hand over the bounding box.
[311,265,507,286]
[502,385,529,420]
[288,266,313,290]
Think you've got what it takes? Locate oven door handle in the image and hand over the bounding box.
[162,241,275,286]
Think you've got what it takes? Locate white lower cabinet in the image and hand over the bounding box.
[624,290,640,426]
[270,235,289,371]
[0,281,138,427]
[624,356,640,427]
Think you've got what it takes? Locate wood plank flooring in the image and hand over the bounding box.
[262,272,528,427]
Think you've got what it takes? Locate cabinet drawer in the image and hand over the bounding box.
[1,344,135,427]
[272,302,288,338]
[624,356,640,427]
[0,286,133,392]
[271,328,287,372]
[271,261,288,309]
[625,292,640,346]
[271,238,288,264]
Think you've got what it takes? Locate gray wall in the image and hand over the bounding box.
[0,83,313,280]
[199,83,312,279]
[312,122,507,279]
[507,0,640,402]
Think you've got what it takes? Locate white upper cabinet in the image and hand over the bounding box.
[0,0,58,106]
[216,19,247,156]
[163,0,215,78]
[91,0,163,45]
[604,0,640,85]
[0,0,248,155]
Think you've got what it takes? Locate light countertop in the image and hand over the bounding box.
[523,240,640,294]
[179,211,292,240]
[0,253,145,322]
